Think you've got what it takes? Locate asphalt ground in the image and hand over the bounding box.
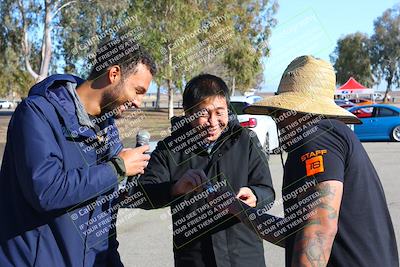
[116,142,400,267]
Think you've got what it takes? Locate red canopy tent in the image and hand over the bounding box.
[335,77,374,95]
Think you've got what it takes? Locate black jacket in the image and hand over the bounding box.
[138,117,275,267]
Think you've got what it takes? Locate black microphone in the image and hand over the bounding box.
[136,129,151,149]
[122,130,151,196]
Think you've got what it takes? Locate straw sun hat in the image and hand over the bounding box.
[244,55,362,124]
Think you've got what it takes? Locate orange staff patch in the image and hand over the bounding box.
[305,156,324,176]
[301,149,327,162]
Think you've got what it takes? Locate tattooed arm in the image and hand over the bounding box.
[292,180,343,267]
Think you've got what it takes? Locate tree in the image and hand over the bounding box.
[59,0,130,76]
[0,48,34,98]
[182,0,278,94]
[201,58,231,85]
[215,0,278,94]
[0,0,78,82]
[370,5,400,102]
[128,0,278,118]
[0,3,35,97]
[0,0,130,88]
[1,0,279,105]
[127,1,204,118]
[330,32,373,87]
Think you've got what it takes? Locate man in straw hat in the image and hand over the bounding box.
[210,55,398,266]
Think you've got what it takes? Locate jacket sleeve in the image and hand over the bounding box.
[246,131,275,208]
[136,141,174,209]
[12,99,118,212]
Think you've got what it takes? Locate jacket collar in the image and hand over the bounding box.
[28,74,95,137]
[28,74,84,98]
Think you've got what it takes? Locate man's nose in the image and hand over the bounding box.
[130,96,142,108]
[208,114,218,127]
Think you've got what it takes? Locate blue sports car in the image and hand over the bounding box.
[348,104,400,142]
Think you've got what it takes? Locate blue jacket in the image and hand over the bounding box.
[0,75,124,267]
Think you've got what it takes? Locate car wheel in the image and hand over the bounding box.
[391,126,400,142]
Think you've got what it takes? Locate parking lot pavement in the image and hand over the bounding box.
[117,142,400,267]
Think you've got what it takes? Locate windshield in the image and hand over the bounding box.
[230,102,248,115]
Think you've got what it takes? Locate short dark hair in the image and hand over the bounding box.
[183,74,230,112]
[87,34,156,80]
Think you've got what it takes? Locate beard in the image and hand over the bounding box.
[100,80,126,119]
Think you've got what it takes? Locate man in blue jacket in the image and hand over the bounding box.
[0,35,156,267]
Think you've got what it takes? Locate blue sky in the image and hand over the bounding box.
[262,0,399,92]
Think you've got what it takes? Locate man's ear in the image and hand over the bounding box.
[108,65,121,84]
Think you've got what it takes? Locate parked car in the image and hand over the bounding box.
[0,100,14,109]
[372,93,391,101]
[230,96,279,154]
[335,99,356,109]
[348,98,374,106]
[348,104,400,142]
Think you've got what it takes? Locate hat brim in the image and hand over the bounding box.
[244,91,362,125]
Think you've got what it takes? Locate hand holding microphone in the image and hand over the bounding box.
[118,130,151,176]
[118,146,150,176]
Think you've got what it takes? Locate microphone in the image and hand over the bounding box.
[136,129,151,148]
[121,130,151,194]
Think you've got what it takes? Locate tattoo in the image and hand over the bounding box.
[292,181,341,266]
[292,232,309,264]
[318,183,336,200]
[305,231,327,267]
[293,231,330,267]
[316,183,338,220]
[318,203,338,219]
[298,182,339,223]
[306,218,321,226]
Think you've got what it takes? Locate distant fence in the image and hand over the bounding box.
[142,101,183,108]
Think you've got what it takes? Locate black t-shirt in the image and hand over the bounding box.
[282,119,399,267]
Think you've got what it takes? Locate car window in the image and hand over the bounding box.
[351,107,373,118]
[376,107,399,117]
[230,102,247,115]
